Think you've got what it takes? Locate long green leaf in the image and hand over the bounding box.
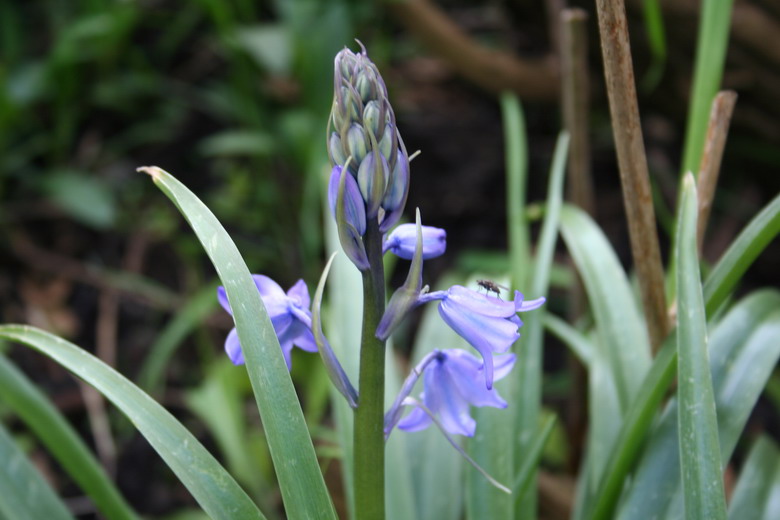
[0,325,264,520]
[560,205,651,410]
[704,192,780,316]
[675,175,727,520]
[499,91,533,520]
[615,290,780,519]
[560,204,651,494]
[0,421,74,520]
[680,0,735,176]
[142,166,336,519]
[0,356,138,520]
[588,191,780,519]
[510,131,568,518]
[728,436,780,520]
[512,415,556,498]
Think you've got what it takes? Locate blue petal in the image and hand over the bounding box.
[429,361,475,436]
[383,224,447,260]
[515,292,546,312]
[438,300,520,389]
[447,286,517,317]
[224,328,244,365]
[446,350,512,408]
[397,406,432,432]
[328,166,367,235]
[216,286,232,315]
[286,279,310,309]
[289,321,319,353]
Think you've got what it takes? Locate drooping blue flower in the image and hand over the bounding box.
[383,223,446,260]
[417,286,545,389]
[396,349,516,437]
[217,275,318,368]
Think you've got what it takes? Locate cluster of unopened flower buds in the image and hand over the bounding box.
[326,44,411,270]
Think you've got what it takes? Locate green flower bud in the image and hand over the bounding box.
[363,101,385,142]
[346,124,369,166]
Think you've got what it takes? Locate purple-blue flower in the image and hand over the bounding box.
[383,223,446,260]
[217,275,318,368]
[397,349,515,437]
[418,286,545,389]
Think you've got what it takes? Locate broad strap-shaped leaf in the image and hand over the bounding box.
[728,436,780,520]
[560,205,651,411]
[587,191,780,520]
[0,421,74,520]
[674,175,727,520]
[141,166,336,519]
[704,192,780,316]
[0,356,138,520]
[0,325,265,520]
[561,203,651,495]
[614,289,780,519]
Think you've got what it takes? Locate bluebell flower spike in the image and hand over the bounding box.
[383,223,446,260]
[376,209,427,341]
[217,275,319,369]
[396,349,516,436]
[311,253,359,408]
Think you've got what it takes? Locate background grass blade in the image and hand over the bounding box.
[510,131,568,518]
[0,421,75,520]
[728,436,780,520]
[0,356,138,520]
[675,175,727,520]
[704,192,780,316]
[500,92,533,520]
[560,204,651,495]
[407,273,464,520]
[680,0,735,176]
[143,166,336,519]
[138,282,219,395]
[560,205,651,412]
[0,325,265,520]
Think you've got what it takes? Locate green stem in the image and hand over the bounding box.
[354,218,387,520]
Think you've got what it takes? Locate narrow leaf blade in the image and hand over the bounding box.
[0,422,74,520]
[0,356,138,520]
[0,326,265,520]
[142,166,336,519]
[675,175,727,520]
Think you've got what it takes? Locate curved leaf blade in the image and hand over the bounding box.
[0,356,138,520]
[141,166,336,519]
[675,175,726,520]
[0,421,74,520]
[560,205,652,411]
[728,436,780,520]
[704,192,780,316]
[0,326,264,520]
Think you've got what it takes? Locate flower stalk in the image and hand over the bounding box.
[353,217,387,520]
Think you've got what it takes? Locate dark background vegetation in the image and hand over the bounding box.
[1,0,778,517]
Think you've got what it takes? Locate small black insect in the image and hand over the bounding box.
[476,279,508,298]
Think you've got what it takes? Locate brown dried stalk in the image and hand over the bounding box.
[595,0,670,350]
[697,90,738,252]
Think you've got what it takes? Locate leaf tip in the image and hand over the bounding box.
[136,166,163,180]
